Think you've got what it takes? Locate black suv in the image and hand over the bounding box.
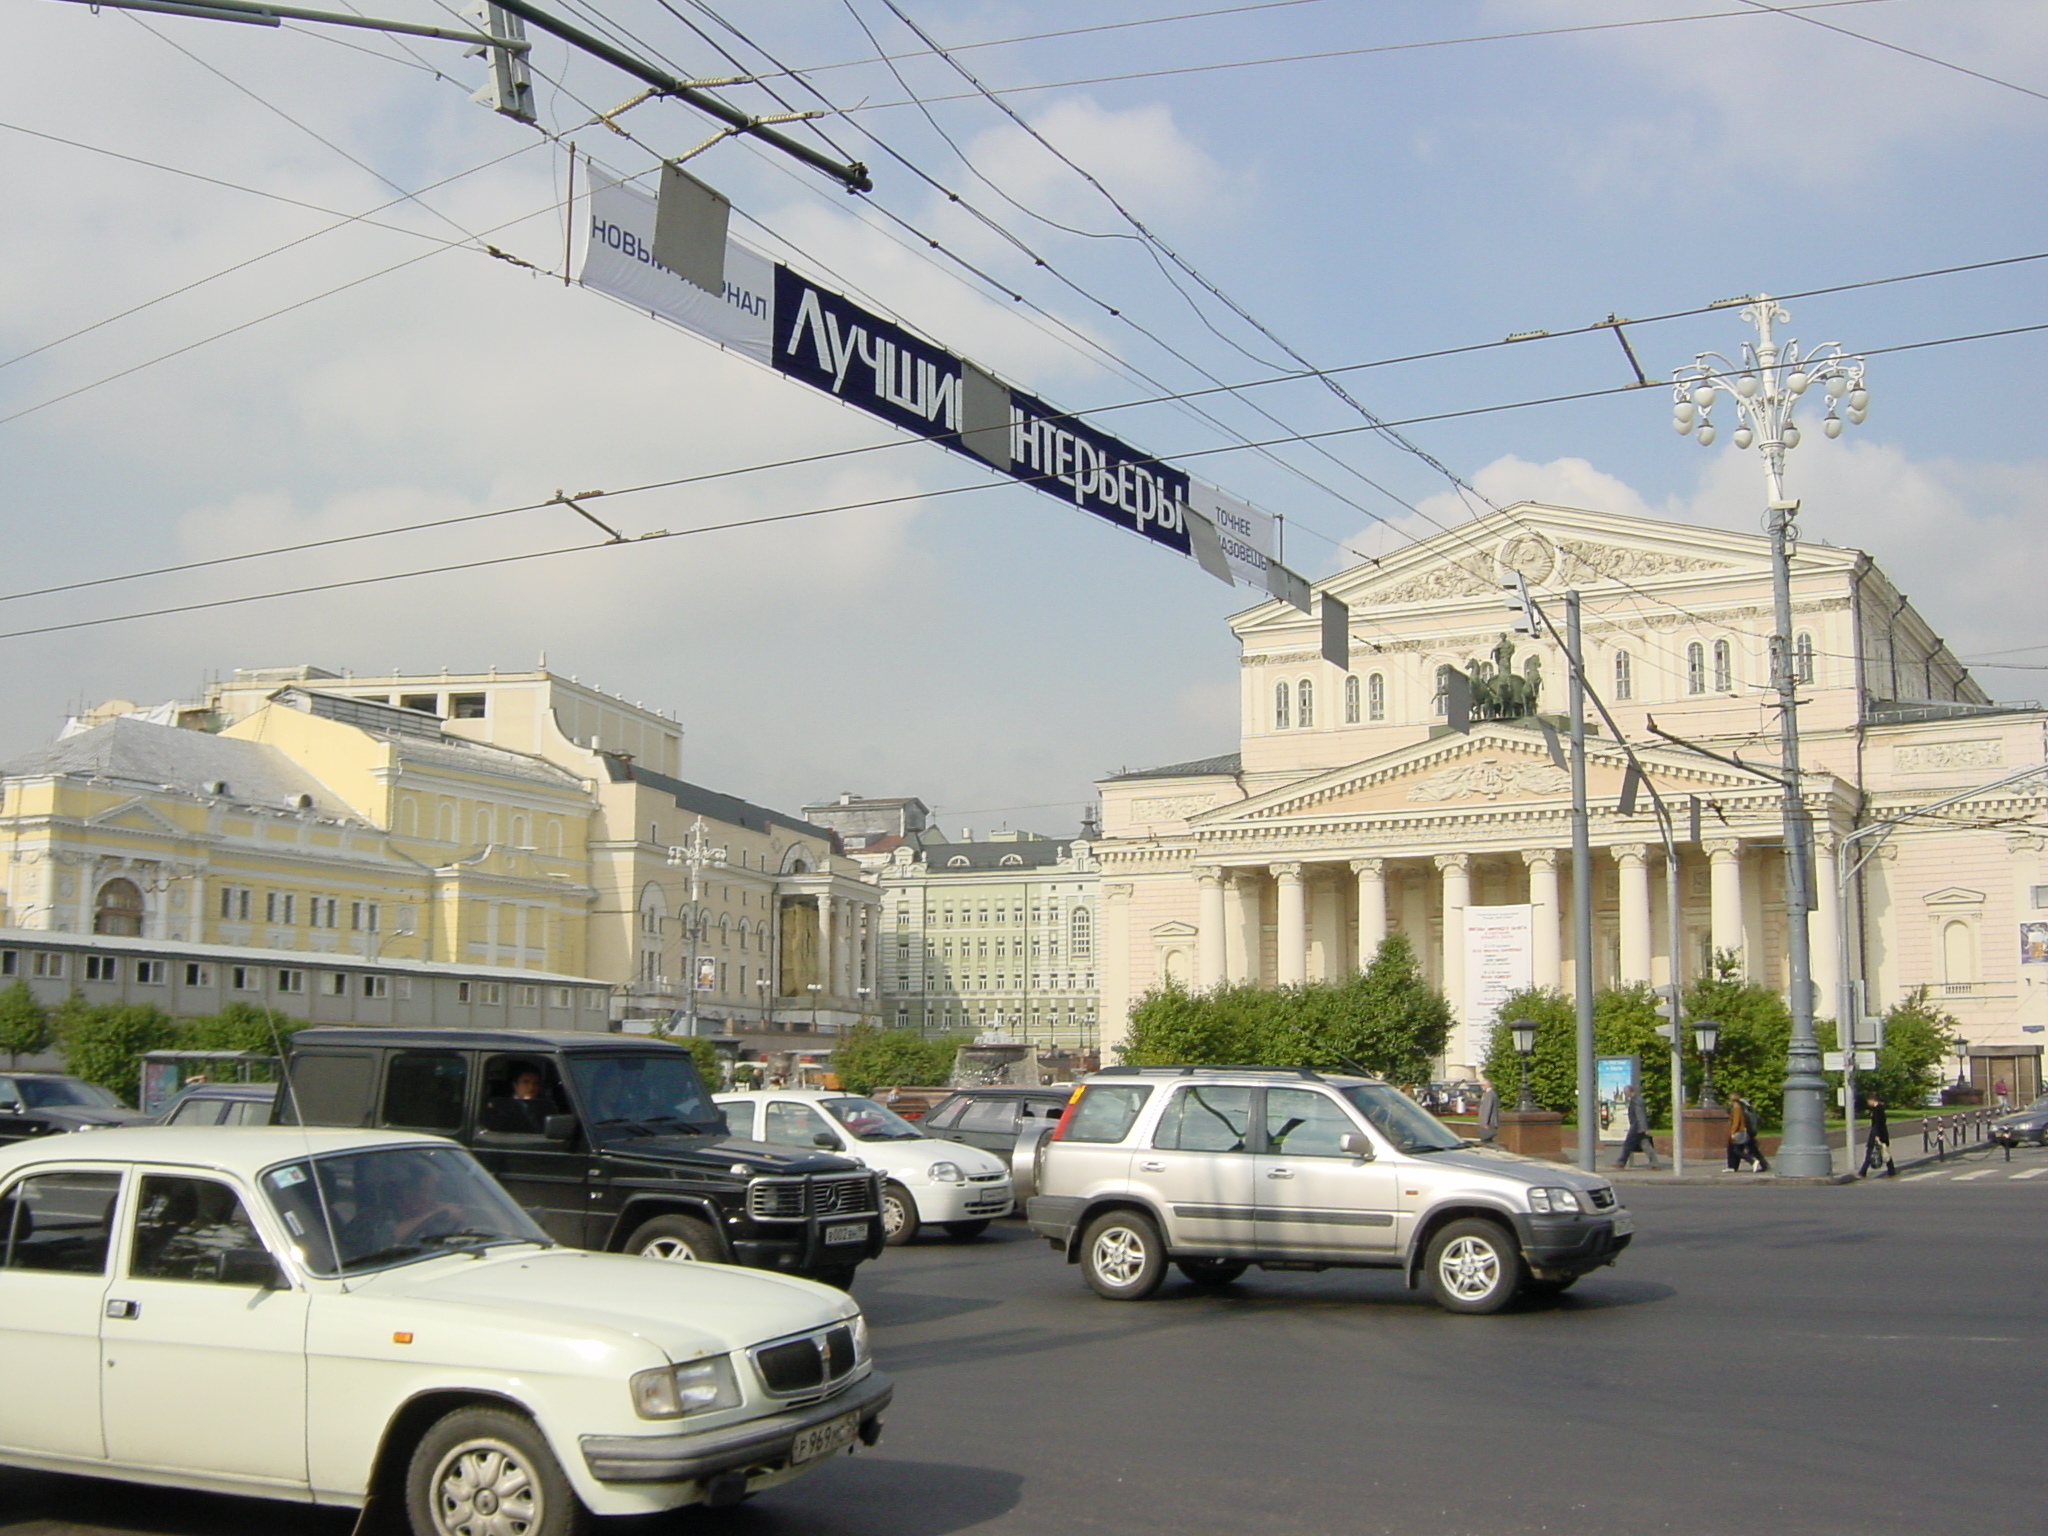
[276,1028,885,1284]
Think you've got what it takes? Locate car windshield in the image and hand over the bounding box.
[566,1053,725,1140]
[1338,1085,1466,1154]
[15,1077,121,1109]
[821,1096,926,1142]
[262,1144,549,1277]
[2024,1094,2048,1113]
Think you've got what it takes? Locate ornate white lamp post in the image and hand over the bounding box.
[1669,298,1868,1177]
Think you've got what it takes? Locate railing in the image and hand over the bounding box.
[1919,1107,1998,1160]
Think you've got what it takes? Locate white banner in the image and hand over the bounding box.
[577,174,774,366]
[1461,905,1534,1058]
[1186,482,1276,593]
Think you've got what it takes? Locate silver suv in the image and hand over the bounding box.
[1026,1067,1631,1314]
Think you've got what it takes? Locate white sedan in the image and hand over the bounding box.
[0,1126,890,1535]
[716,1091,1014,1245]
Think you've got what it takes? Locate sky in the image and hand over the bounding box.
[0,0,2042,834]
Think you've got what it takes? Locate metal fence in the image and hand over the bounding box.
[1919,1107,1998,1161]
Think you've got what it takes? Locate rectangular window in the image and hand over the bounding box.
[129,1174,266,1283]
[83,955,119,983]
[399,693,440,716]
[351,902,379,933]
[3,1170,122,1273]
[361,975,389,1000]
[514,985,539,1008]
[31,952,65,979]
[479,982,503,1006]
[233,966,261,991]
[381,1050,466,1132]
[136,960,166,985]
[1062,1084,1152,1144]
[584,990,606,1011]
[325,973,349,996]
[0,951,13,977]
[394,977,412,1001]
[550,987,571,1009]
[276,969,305,994]
[184,962,213,986]
[265,892,296,924]
[448,692,487,719]
[457,981,473,1003]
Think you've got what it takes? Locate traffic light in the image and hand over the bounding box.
[466,2,536,124]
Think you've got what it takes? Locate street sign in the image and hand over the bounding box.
[1822,1051,1878,1071]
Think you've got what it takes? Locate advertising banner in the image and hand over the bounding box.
[576,173,1294,594]
[1595,1055,1639,1143]
[1461,904,1533,1048]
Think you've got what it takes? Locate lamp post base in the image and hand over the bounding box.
[1496,1110,1564,1160]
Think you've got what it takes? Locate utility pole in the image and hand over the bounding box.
[1671,298,1868,1177]
[1565,592,1597,1174]
[666,818,727,1038]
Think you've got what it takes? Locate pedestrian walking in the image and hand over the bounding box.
[1858,1093,1895,1177]
[1994,1076,2010,1112]
[1724,1095,1770,1173]
[1476,1074,1500,1145]
[1613,1083,1659,1169]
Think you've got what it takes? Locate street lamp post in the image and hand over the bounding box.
[805,981,822,1034]
[1509,1019,1539,1113]
[1670,298,1868,1179]
[666,818,728,1038]
[1693,1018,1721,1109]
[756,974,774,1032]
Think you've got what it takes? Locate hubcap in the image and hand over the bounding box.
[432,1441,538,1536]
[1439,1235,1502,1300]
[640,1236,699,1262]
[883,1194,907,1236]
[1091,1226,1147,1286]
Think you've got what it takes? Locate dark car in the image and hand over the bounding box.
[276,1028,886,1285]
[920,1086,1073,1204]
[1991,1093,2048,1148]
[0,1072,153,1142]
[153,1080,278,1126]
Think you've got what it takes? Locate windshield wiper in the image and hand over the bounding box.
[342,1242,432,1270]
[594,1116,669,1138]
[422,1229,539,1251]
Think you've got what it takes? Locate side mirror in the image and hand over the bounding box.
[542,1113,578,1143]
[1337,1132,1375,1161]
[216,1248,289,1289]
[813,1131,841,1150]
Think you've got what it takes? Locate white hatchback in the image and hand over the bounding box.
[0,1126,890,1535]
[716,1091,1014,1245]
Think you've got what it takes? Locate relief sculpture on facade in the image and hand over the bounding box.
[1406,758,1572,803]
[1130,795,1220,821]
[1893,740,2003,772]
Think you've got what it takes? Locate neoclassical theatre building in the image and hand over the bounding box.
[1094,505,2048,1087]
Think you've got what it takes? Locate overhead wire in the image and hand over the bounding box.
[1734,0,2048,107]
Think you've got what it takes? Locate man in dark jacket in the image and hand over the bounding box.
[1476,1075,1500,1144]
[1614,1084,1659,1169]
[1858,1092,1895,1177]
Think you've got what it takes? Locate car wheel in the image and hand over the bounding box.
[1424,1218,1523,1314]
[406,1405,589,1536]
[943,1220,991,1241]
[627,1214,721,1264]
[1081,1209,1166,1301]
[1176,1258,1248,1287]
[881,1182,921,1246]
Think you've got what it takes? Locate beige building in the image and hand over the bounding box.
[1095,504,2048,1076]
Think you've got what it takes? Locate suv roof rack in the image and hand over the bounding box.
[1091,1065,1327,1081]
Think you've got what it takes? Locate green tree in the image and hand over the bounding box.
[184,1001,303,1063]
[1818,986,1951,1112]
[1480,983,1675,1126]
[1683,951,1795,1128]
[0,980,51,1066]
[57,1000,180,1105]
[830,1024,967,1097]
[1121,979,1280,1067]
[652,1032,728,1091]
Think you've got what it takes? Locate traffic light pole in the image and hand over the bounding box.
[1565,591,1597,1175]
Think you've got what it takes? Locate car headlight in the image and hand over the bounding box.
[927,1160,964,1184]
[1528,1187,1583,1214]
[631,1355,742,1419]
[849,1312,870,1364]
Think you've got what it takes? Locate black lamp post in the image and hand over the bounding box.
[1509,1018,1539,1112]
[1694,1018,1721,1108]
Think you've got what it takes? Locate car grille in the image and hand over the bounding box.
[968,1171,1005,1183]
[1588,1186,1617,1210]
[747,1173,880,1221]
[752,1324,859,1399]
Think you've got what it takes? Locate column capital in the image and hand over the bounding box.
[1194,865,1227,887]
[1610,843,1651,867]
[1433,852,1470,874]
[1703,838,1744,860]
[1349,857,1386,878]
[1519,847,1559,872]
[1271,861,1306,882]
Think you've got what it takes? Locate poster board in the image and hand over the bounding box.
[1595,1054,1640,1143]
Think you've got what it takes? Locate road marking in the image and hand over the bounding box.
[1951,1169,1997,1181]
[2012,1168,2047,1180]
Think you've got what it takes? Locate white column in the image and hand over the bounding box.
[1707,839,1745,973]
[1436,853,1470,1018]
[1231,871,1264,984]
[1811,835,1841,1019]
[1195,867,1228,989]
[1522,849,1561,990]
[1099,881,1134,1057]
[1309,873,1342,980]
[1615,844,1652,983]
[1351,858,1387,966]
[1274,862,1308,986]
[816,894,835,997]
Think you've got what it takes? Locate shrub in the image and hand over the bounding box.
[1683,952,1794,1128]
[57,999,180,1105]
[831,1024,967,1097]
[0,980,50,1066]
[1480,983,1676,1126]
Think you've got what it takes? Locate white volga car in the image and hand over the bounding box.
[0,1126,890,1535]
[716,1091,1013,1245]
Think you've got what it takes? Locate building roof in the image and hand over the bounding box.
[604,757,838,844]
[276,690,588,791]
[1103,752,1241,782]
[0,926,606,987]
[0,717,360,821]
[918,839,1075,871]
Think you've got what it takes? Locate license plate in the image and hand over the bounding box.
[791,1410,860,1464]
[1611,1212,1635,1236]
[823,1222,867,1245]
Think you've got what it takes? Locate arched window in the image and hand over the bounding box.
[1432,665,1453,718]
[94,879,144,938]
[737,920,750,952]
[1795,631,1816,685]
[1070,907,1092,958]
[510,815,527,847]
[1344,674,1360,724]
[1713,639,1733,692]
[543,820,563,857]
[1614,651,1634,701]
[398,796,418,836]
[1686,642,1706,695]
[1368,672,1386,721]
[436,803,455,842]
[1274,681,1290,730]
[1296,678,1314,729]
[474,808,493,846]
[1941,920,1976,984]
[719,914,731,947]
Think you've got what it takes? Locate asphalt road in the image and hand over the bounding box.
[8,1144,2046,1536]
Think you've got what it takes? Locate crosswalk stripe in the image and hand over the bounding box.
[1952,1170,1996,1181]
[2012,1168,2047,1180]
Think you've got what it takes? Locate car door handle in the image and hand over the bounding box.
[1137,1160,1165,1172]
[1265,1168,1294,1180]
[105,1299,140,1320]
